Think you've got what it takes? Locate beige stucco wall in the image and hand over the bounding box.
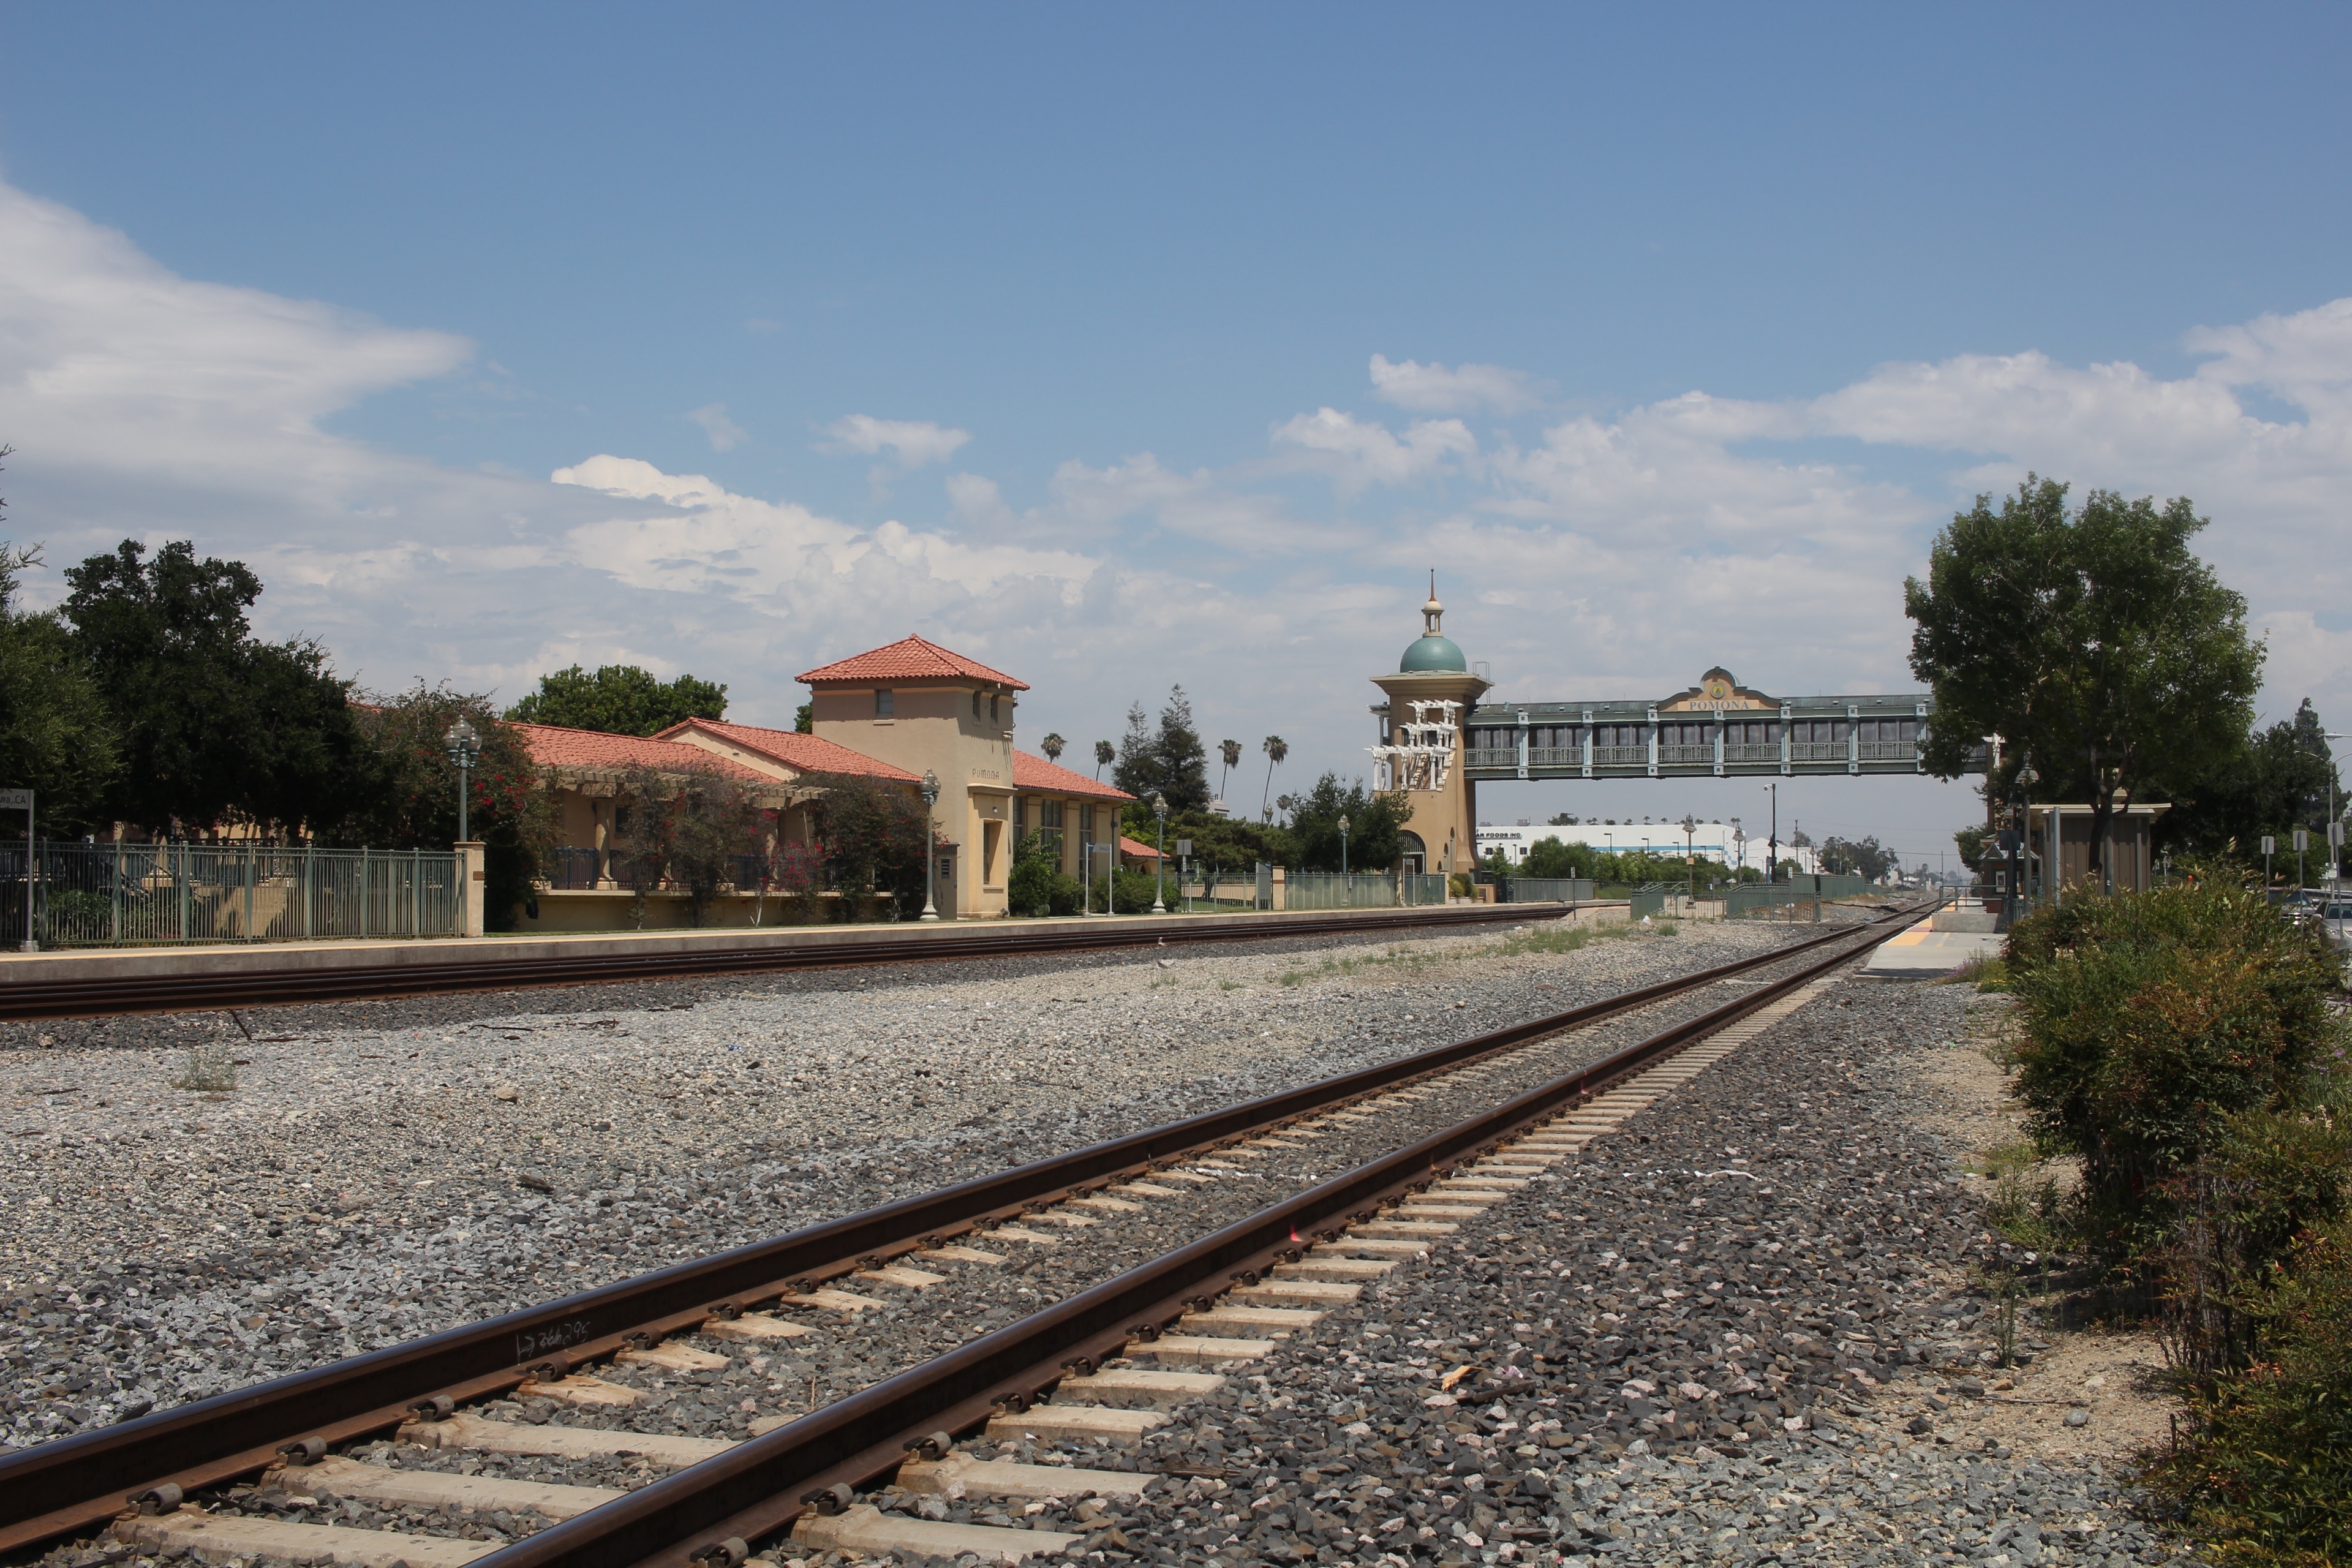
[813,680,1021,917]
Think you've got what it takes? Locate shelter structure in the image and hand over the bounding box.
[2023,802,2169,898]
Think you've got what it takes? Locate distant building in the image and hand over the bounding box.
[1473,821,1817,875]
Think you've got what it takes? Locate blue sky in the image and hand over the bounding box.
[1,4,2348,859]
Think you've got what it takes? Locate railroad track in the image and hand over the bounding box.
[0,903,1583,1022]
[0,900,1934,1566]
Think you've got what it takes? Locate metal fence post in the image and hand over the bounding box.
[244,843,255,942]
[412,846,421,937]
[110,840,121,946]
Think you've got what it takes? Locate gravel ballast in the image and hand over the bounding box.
[891,975,2201,1568]
[2,913,1838,1444]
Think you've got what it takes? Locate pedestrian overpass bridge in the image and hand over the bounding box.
[1381,666,1970,786]
[1458,667,1954,781]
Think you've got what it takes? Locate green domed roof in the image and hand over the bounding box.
[1401,634,1468,673]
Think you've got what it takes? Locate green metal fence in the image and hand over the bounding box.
[1721,875,1874,918]
[1497,877,1596,905]
[0,841,463,948]
[1283,872,1451,910]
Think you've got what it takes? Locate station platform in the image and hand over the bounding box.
[0,900,1589,1018]
[1860,923,2003,978]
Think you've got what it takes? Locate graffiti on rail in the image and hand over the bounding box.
[514,1318,595,1364]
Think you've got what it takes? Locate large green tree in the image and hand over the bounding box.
[1110,687,1212,812]
[2158,699,2344,877]
[63,539,369,838]
[505,663,728,736]
[1280,772,1409,872]
[0,534,118,835]
[1819,834,1898,881]
[1905,477,2263,881]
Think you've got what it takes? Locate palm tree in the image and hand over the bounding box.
[1259,734,1287,817]
[1041,733,1066,765]
[1218,739,1242,805]
[1095,739,1115,780]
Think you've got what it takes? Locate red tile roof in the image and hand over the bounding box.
[512,723,776,783]
[1118,835,1161,861]
[796,634,1028,690]
[655,719,919,783]
[1012,749,1134,802]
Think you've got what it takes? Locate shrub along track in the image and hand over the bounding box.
[0,904,1931,1566]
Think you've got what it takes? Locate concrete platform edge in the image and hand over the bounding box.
[0,902,1605,986]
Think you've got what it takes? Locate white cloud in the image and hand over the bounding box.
[816,414,971,469]
[552,456,1096,602]
[1368,353,1544,414]
[1270,408,1479,489]
[686,402,747,451]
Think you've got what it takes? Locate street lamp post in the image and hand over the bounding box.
[1679,813,1697,905]
[1151,793,1168,914]
[443,718,482,842]
[1731,817,1745,881]
[919,770,941,920]
[1339,813,1351,876]
[1997,761,2038,928]
[1763,782,1777,884]
[2305,733,2348,888]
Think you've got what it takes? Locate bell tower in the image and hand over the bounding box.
[1368,575,1490,876]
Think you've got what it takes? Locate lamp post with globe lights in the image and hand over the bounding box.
[444,718,481,843]
[919,770,941,920]
[1151,792,1169,914]
[1339,813,1351,876]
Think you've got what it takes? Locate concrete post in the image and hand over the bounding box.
[456,841,486,937]
[1272,866,1286,911]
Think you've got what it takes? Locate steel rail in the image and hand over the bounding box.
[0,903,1574,1022]
[0,905,1904,1553]
[481,902,1934,1568]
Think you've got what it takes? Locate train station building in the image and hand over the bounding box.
[514,633,1131,926]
